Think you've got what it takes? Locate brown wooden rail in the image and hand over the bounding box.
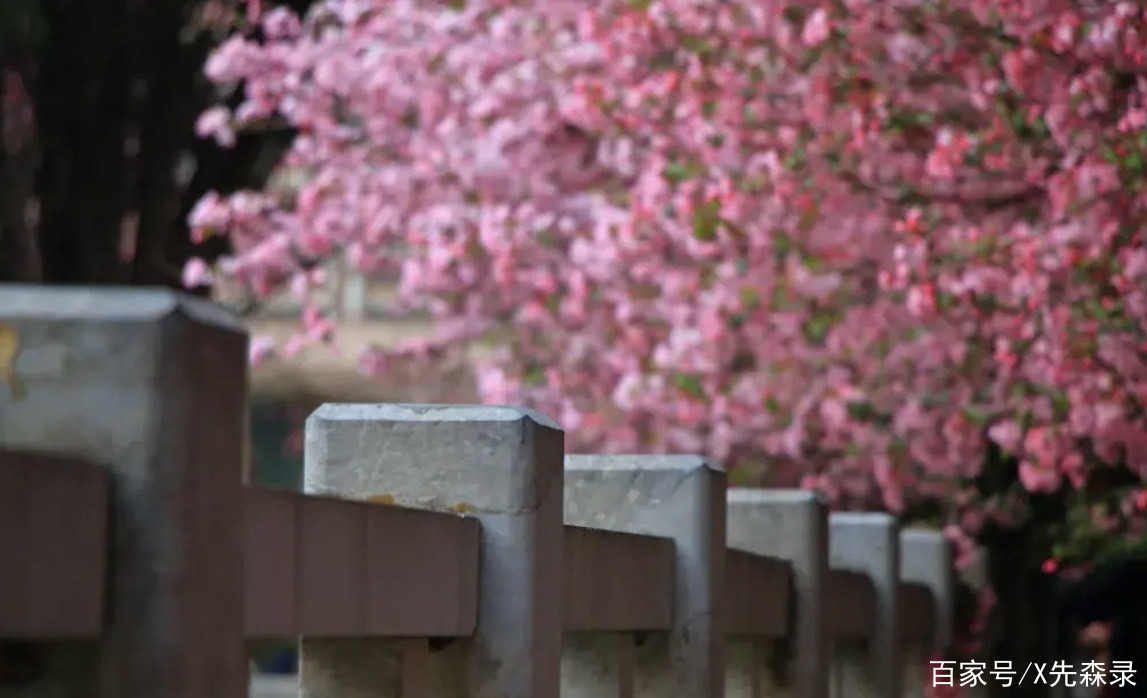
[0,450,109,639]
[828,569,878,640]
[0,453,482,640]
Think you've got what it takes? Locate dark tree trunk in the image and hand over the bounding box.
[0,61,40,282]
[986,527,1060,698]
[130,0,207,288]
[35,0,133,284]
[1,0,320,287]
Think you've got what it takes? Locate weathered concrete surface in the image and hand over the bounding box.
[829,512,900,698]
[901,529,953,649]
[726,489,829,698]
[561,634,635,698]
[0,285,249,698]
[901,529,954,698]
[251,674,299,698]
[305,403,564,698]
[564,454,726,698]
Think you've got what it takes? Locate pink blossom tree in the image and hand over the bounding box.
[193,0,1147,680]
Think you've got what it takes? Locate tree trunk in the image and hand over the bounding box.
[35,0,132,284]
[986,527,1060,698]
[4,0,319,287]
[130,0,208,288]
[0,62,41,282]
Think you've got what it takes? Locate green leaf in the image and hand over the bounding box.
[846,401,879,422]
[886,109,933,133]
[798,252,825,270]
[1051,392,1071,420]
[782,6,807,24]
[773,231,793,257]
[1088,298,1108,320]
[740,286,760,311]
[728,464,755,486]
[771,284,793,309]
[971,293,999,312]
[783,145,807,169]
[801,310,838,345]
[921,390,951,408]
[962,406,992,426]
[890,438,908,459]
[662,162,692,184]
[692,200,722,241]
[673,373,705,399]
[680,35,715,58]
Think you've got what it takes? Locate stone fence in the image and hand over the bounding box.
[0,286,953,698]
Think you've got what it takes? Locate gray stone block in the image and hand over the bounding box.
[901,529,953,651]
[829,512,900,698]
[305,403,564,698]
[0,285,249,698]
[900,529,954,698]
[726,489,829,698]
[563,454,725,698]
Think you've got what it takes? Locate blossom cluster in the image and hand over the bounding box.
[191,0,1147,555]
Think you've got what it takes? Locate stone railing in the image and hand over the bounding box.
[0,286,955,698]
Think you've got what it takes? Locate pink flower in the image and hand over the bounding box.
[181,258,214,288]
[988,420,1022,452]
[195,106,235,148]
[249,336,276,368]
[801,9,832,47]
[1019,461,1061,494]
[261,7,301,39]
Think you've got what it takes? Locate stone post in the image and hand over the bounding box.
[563,454,725,698]
[0,286,249,698]
[829,512,900,698]
[726,490,829,698]
[900,529,954,698]
[304,403,564,698]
